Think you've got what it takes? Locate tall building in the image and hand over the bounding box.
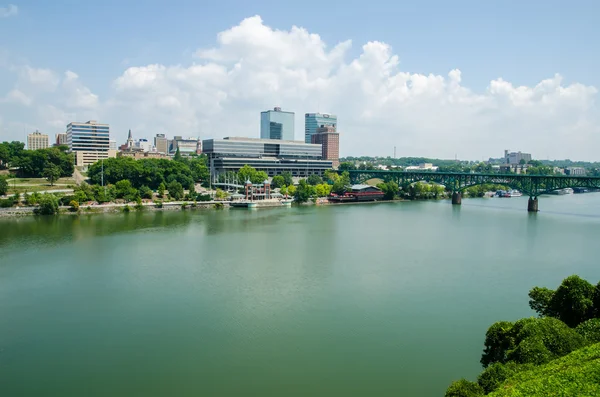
[54,132,67,147]
[27,130,49,150]
[260,107,295,141]
[154,134,168,154]
[311,126,340,168]
[67,120,114,166]
[305,113,337,143]
[203,137,331,179]
[172,136,200,156]
[504,149,532,165]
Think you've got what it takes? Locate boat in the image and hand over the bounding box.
[501,190,522,197]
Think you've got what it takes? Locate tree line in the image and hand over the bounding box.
[0,141,74,178]
[446,275,600,396]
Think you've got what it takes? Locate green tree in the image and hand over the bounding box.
[280,185,288,197]
[281,171,293,186]
[36,193,59,215]
[476,362,530,394]
[332,171,351,195]
[238,165,257,184]
[377,181,398,200]
[338,162,356,171]
[575,318,600,343]
[528,275,596,327]
[252,171,268,185]
[157,182,166,198]
[271,175,285,188]
[307,174,323,186]
[315,183,332,197]
[444,379,484,397]
[294,179,313,203]
[215,188,228,200]
[69,200,80,212]
[139,185,153,199]
[324,169,340,183]
[167,180,184,200]
[174,147,182,161]
[0,175,8,196]
[287,184,297,196]
[43,164,61,186]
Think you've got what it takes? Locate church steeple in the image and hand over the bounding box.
[126,129,134,148]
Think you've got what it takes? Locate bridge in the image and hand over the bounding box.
[345,170,600,211]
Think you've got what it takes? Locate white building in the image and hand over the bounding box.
[27,131,49,150]
[67,120,116,166]
[504,149,532,165]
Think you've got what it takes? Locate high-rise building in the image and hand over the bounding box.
[171,136,200,156]
[67,120,114,166]
[311,126,340,168]
[27,130,49,150]
[305,113,337,144]
[54,132,67,147]
[154,134,168,154]
[504,149,532,165]
[260,107,295,141]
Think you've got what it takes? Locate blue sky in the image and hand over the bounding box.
[1,0,599,159]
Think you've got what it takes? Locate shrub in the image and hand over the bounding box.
[445,379,484,397]
[69,200,79,212]
[0,198,14,208]
[155,200,163,208]
[35,193,59,215]
[122,205,131,213]
[214,202,224,209]
[198,194,211,202]
[576,318,600,343]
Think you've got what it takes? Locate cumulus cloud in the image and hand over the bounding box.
[0,4,17,18]
[0,16,599,160]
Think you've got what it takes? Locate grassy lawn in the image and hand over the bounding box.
[366,178,384,186]
[6,177,76,194]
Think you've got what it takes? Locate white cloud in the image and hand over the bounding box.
[0,16,599,160]
[4,88,31,106]
[0,4,17,18]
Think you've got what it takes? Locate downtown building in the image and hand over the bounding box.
[305,113,337,144]
[67,120,116,166]
[311,125,340,169]
[202,137,332,179]
[260,107,295,140]
[27,130,49,150]
[54,132,67,147]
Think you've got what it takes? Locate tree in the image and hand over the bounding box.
[338,162,356,171]
[139,185,153,199]
[332,171,350,195]
[575,318,600,343]
[271,175,285,188]
[377,181,398,200]
[253,171,269,185]
[307,174,323,186]
[315,183,332,197]
[294,179,313,203]
[0,175,8,196]
[174,147,182,161]
[287,184,297,196]
[281,172,293,186]
[528,275,596,327]
[444,379,484,397]
[157,182,166,198]
[167,180,184,200]
[215,188,227,200]
[238,165,257,184]
[36,193,59,215]
[519,159,527,165]
[476,362,530,395]
[324,169,340,183]
[43,164,61,186]
[280,185,288,197]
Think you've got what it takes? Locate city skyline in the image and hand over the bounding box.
[0,1,599,160]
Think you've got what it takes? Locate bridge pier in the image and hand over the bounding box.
[451,192,462,205]
[528,197,539,212]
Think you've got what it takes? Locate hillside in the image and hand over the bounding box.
[489,343,600,396]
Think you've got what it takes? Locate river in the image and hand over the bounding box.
[1,194,599,396]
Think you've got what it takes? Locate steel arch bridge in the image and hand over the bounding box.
[343,170,600,211]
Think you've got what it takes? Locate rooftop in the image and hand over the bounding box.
[219,137,320,146]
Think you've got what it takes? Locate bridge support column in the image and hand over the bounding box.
[451,192,462,205]
[528,197,538,212]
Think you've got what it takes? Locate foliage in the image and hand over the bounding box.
[332,171,350,195]
[115,180,140,202]
[528,275,596,327]
[25,191,42,206]
[197,194,212,202]
[0,175,8,195]
[270,175,285,188]
[157,182,166,198]
[43,164,62,186]
[576,318,600,343]
[324,169,340,183]
[154,200,163,208]
[377,181,399,200]
[135,197,144,211]
[444,379,484,397]
[487,343,600,397]
[315,183,332,197]
[139,185,153,199]
[87,156,209,190]
[35,193,59,215]
[214,202,224,209]
[338,162,356,171]
[0,198,14,208]
[167,180,184,200]
[173,147,182,161]
[287,184,297,196]
[477,362,531,394]
[69,200,79,212]
[122,205,131,213]
[481,317,586,368]
[281,172,293,186]
[215,188,228,200]
[307,174,323,186]
[9,146,74,178]
[294,179,314,203]
[280,186,288,197]
[0,141,25,167]
[464,184,509,198]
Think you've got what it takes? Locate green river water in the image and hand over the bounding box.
[1,194,599,396]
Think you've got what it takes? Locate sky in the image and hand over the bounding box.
[0,0,599,160]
